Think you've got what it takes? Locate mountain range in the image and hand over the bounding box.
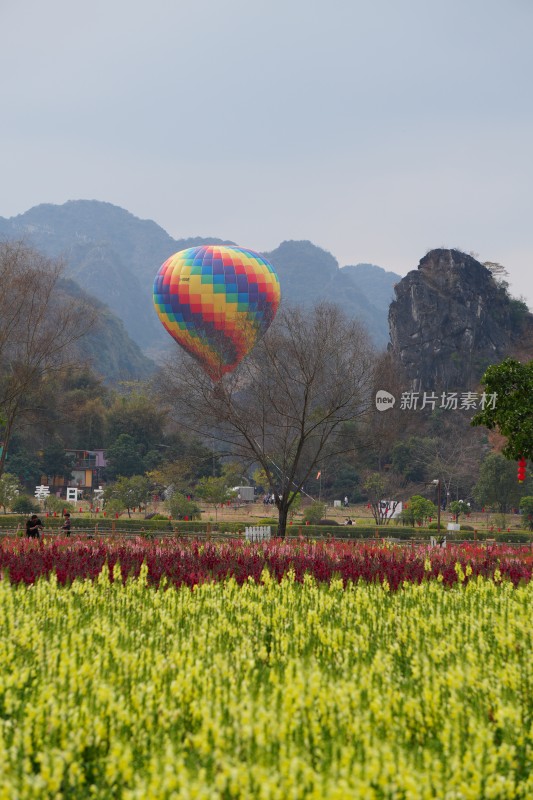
[0,201,400,374]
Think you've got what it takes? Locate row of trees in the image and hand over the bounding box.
[363,449,533,527]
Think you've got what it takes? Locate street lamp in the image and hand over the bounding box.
[431,479,441,532]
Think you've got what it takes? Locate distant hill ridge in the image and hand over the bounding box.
[0,200,400,352]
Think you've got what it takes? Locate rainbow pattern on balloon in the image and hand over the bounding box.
[153,245,281,381]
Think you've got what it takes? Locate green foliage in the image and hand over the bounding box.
[287,491,302,519]
[196,476,232,506]
[252,468,269,492]
[105,434,145,479]
[449,500,470,522]
[472,358,533,461]
[147,436,221,497]
[391,437,432,482]
[329,465,362,502]
[104,499,125,517]
[496,531,533,543]
[362,472,386,502]
[4,450,42,487]
[508,298,529,329]
[106,394,164,451]
[44,495,73,514]
[11,495,39,514]
[473,453,525,513]
[221,461,247,488]
[303,501,327,525]
[104,475,152,517]
[41,441,75,481]
[519,496,533,530]
[166,492,201,520]
[401,495,437,526]
[196,476,233,522]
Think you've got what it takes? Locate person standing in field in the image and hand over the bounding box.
[25,514,43,538]
[60,511,71,537]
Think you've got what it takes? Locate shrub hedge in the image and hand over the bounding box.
[0,515,530,543]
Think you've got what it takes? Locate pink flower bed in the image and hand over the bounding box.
[0,537,531,589]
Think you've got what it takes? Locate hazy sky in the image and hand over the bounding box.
[2,0,532,303]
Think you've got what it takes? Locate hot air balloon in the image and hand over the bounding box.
[153,245,281,381]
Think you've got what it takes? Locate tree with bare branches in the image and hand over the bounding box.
[157,303,375,537]
[0,241,98,476]
[362,471,405,525]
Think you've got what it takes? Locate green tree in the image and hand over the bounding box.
[105,434,145,479]
[302,501,326,525]
[221,461,249,489]
[391,437,433,482]
[64,396,108,450]
[147,461,192,499]
[401,495,437,526]
[41,441,74,483]
[196,476,233,522]
[104,498,125,518]
[448,500,470,523]
[44,495,72,515]
[473,453,525,514]
[252,467,269,493]
[54,369,109,450]
[166,492,201,521]
[287,491,302,520]
[104,475,151,518]
[11,495,39,514]
[0,473,20,512]
[4,449,42,488]
[106,394,165,452]
[519,497,533,530]
[328,462,361,503]
[472,358,533,461]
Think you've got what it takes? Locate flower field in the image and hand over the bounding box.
[0,537,531,588]
[0,539,531,798]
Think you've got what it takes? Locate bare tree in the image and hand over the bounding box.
[362,471,405,525]
[358,350,416,471]
[157,303,375,537]
[402,413,485,504]
[0,241,98,476]
[483,261,508,280]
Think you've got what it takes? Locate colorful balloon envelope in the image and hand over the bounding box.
[153,245,281,381]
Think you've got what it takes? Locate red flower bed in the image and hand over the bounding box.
[0,537,530,589]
